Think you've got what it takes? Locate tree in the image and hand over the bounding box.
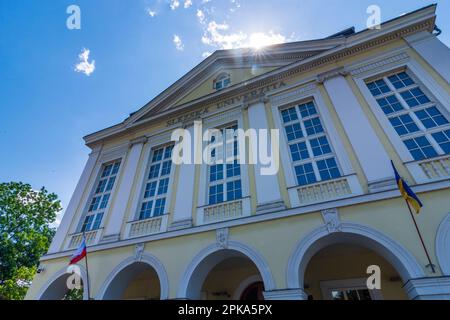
[0,182,61,300]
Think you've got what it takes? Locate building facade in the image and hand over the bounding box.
[26,5,450,300]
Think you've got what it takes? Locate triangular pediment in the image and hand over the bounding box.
[125,38,346,126]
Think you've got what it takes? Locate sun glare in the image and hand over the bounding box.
[248,32,285,50]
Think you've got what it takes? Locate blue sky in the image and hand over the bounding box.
[0,0,449,220]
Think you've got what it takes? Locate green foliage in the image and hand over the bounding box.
[0,182,61,300]
[63,288,84,300]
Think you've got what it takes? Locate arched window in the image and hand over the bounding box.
[214,73,231,91]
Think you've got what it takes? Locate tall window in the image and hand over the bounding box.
[214,73,231,91]
[207,124,242,205]
[366,70,450,161]
[81,160,121,232]
[281,100,341,186]
[139,145,174,220]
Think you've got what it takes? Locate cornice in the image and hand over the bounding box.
[83,8,436,146]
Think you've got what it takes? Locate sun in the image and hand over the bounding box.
[247,32,285,50]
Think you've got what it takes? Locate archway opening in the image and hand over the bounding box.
[303,242,408,300]
[102,262,161,300]
[186,249,266,300]
[39,274,84,300]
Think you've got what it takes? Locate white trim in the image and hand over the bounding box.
[286,222,425,289]
[232,274,262,300]
[36,265,89,300]
[96,253,169,300]
[436,212,450,276]
[403,276,450,300]
[177,240,275,299]
[40,178,450,261]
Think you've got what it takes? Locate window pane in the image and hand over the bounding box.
[432,130,450,154]
[95,179,107,194]
[99,194,110,209]
[414,106,449,129]
[366,79,391,96]
[310,136,332,156]
[160,161,172,176]
[400,88,430,108]
[92,212,103,230]
[139,201,153,220]
[210,164,224,182]
[105,176,116,191]
[144,181,157,198]
[148,164,161,179]
[317,157,341,181]
[289,142,310,161]
[285,123,303,141]
[388,114,419,136]
[304,117,324,136]
[298,101,317,118]
[209,184,224,205]
[153,198,166,216]
[388,72,415,89]
[376,95,404,115]
[152,148,163,162]
[281,107,298,123]
[226,161,240,178]
[404,136,438,160]
[157,178,169,195]
[88,196,101,212]
[227,180,242,201]
[295,163,316,186]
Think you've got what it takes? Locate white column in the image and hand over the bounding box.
[48,146,102,253]
[170,124,197,230]
[101,137,146,242]
[247,101,285,213]
[322,74,393,190]
[405,31,450,85]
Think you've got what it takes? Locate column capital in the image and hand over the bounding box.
[129,136,148,147]
[316,67,348,84]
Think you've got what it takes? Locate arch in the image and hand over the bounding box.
[37,265,89,300]
[178,241,275,299]
[232,274,263,300]
[287,222,425,289]
[436,212,450,275]
[96,253,169,300]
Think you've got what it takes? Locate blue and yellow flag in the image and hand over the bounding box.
[391,161,423,214]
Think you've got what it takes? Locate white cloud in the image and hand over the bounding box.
[146,8,157,17]
[202,51,212,58]
[200,20,292,51]
[197,9,206,24]
[184,0,193,8]
[173,34,184,51]
[74,48,95,76]
[170,0,180,10]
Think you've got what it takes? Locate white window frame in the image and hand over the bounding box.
[320,278,383,300]
[270,85,362,207]
[213,72,231,91]
[75,151,125,234]
[136,143,175,220]
[129,134,177,223]
[197,111,250,209]
[352,51,450,182]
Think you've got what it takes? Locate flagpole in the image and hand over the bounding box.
[83,232,91,300]
[404,200,436,274]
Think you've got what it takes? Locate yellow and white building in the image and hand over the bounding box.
[26,5,450,300]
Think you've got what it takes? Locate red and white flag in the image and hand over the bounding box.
[69,236,87,265]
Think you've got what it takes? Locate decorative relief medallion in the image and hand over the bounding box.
[134,243,145,261]
[216,228,229,249]
[321,208,342,233]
